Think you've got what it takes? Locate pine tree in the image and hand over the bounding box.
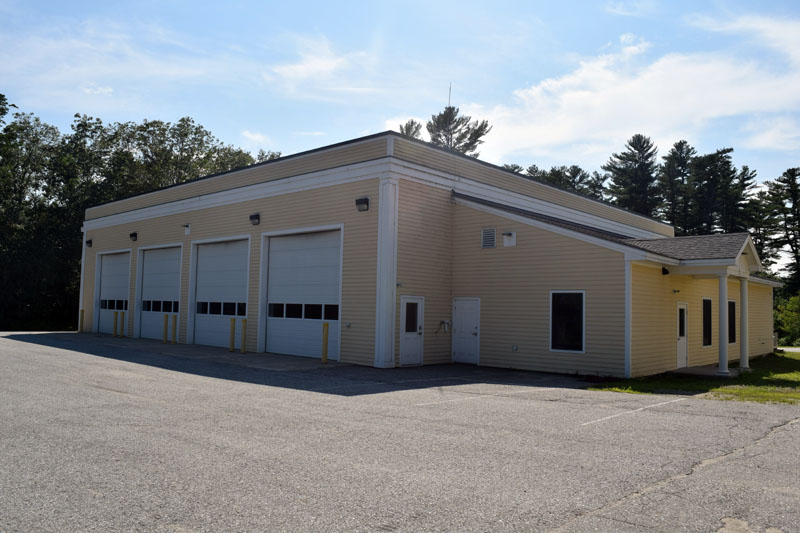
[603,134,660,217]
[658,140,695,234]
[399,119,423,139]
[426,106,491,157]
[770,168,800,292]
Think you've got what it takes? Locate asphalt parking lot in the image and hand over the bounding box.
[1,332,798,532]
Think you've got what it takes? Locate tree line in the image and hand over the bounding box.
[2,94,798,340]
[0,93,279,329]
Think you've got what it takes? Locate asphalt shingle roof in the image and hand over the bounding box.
[453,191,750,262]
[624,233,750,261]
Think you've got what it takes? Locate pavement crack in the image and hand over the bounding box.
[550,415,800,532]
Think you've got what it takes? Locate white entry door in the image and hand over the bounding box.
[677,302,688,368]
[97,252,130,334]
[453,298,480,364]
[139,247,181,340]
[399,296,424,366]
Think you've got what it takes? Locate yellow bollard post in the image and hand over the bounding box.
[113,311,119,337]
[79,309,85,332]
[321,322,329,364]
[120,311,126,337]
[162,314,168,344]
[171,314,177,344]
[229,317,236,352]
[240,318,247,354]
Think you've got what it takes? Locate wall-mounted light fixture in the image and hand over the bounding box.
[672,289,680,294]
[661,267,670,275]
[129,232,138,242]
[86,239,92,248]
[355,197,369,212]
[250,213,260,225]
[183,224,191,236]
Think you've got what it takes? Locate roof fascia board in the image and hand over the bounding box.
[739,237,763,271]
[83,159,392,231]
[391,135,673,232]
[747,276,783,288]
[455,196,677,262]
[389,159,668,240]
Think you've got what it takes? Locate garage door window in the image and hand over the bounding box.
[196,301,246,317]
[143,300,179,313]
[268,302,339,320]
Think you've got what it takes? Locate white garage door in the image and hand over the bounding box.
[97,252,130,334]
[139,247,181,340]
[194,240,248,348]
[266,231,340,359]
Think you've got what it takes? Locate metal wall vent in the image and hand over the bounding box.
[481,228,496,249]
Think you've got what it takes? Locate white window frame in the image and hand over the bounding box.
[549,290,586,354]
[702,297,713,348]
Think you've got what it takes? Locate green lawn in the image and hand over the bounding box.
[589,350,800,404]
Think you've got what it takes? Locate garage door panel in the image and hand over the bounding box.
[266,230,340,359]
[267,318,339,358]
[193,240,248,348]
[97,252,130,334]
[140,247,181,340]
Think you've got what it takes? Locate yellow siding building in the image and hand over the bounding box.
[80,132,779,377]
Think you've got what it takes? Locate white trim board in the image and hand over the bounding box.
[374,177,399,368]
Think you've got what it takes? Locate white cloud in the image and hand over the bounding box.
[469,19,800,169]
[743,117,800,151]
[240,130,273,151]
[81,84,113,96]
[265,36,380,100]
[604,0,657,17]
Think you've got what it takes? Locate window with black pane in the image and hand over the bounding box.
[551,292,584,352]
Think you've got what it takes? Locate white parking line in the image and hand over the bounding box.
[581,397,688,426]
[414,387,558,407]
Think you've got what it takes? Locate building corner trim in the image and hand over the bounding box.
[624,259,632,378]
[374,177,399,368]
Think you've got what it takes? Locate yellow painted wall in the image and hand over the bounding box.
[394,181,453,365]
[451,204,626,376]
[393,137,673,238]
[82,179,380,365]
[631,264,774,377]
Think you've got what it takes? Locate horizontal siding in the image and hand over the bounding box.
[631,266,775,377]
[452,204,626,377]
[749,284,774,357]
[394,137,673,238]
[395,181,453,365]
[82,179,379,366]
[86,137,388,220]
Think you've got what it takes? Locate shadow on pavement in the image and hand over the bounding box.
[3,332,590,397]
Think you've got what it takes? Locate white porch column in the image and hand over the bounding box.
[717,274,729,375]
[740,278,749,370]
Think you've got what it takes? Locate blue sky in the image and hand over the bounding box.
[1,0,799,182]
